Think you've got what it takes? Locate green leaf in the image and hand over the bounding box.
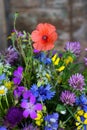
[56,104,66,113]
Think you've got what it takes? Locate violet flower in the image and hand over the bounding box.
[4,107,23,128]
[64,41,81,56]
[13,66,23,85]
[21,90,42,119]
[68,73,85,91]
[14,86,26,98]
[60,90,76,106]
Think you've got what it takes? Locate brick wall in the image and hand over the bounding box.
[1,0,87,52]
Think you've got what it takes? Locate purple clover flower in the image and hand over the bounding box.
[5,107,23,128]
[2,46,19,65]
[60,90,76,106]
[13,66,23,85]
[21,90,42,119]
[64,42,81,56]
[68,73,85,91]
[30,84,55,102]
[44,113,59,130]
[84,57,87,66]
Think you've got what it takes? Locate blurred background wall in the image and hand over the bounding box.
[0,0,87,52]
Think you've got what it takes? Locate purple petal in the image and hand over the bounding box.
[23,109,30,118]
[18,66,23,73]
[21,102,29,108]
[30,95,36,104]
[13,70,18,77]
[23,90,31,99]
[34,103,42,111]
[30,111,37,119]
[13,78,21,85]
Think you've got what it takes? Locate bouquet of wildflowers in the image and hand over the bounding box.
[0,15,87,130]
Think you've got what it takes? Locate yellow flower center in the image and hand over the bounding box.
[0,89,5,94]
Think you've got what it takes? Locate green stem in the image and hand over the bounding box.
[14,13,18,30]
[0,99,4,115]
[65,105,76,119]
[5,95,9,108]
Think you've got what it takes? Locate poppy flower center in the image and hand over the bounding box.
[42,35,48,41]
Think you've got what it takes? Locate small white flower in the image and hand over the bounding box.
[60,110,66,115]
[0,85,8,96]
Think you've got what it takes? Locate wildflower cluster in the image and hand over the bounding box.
[0,17,87,130]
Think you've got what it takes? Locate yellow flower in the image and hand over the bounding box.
[52,54,57,62]
[84,119,87,124]
[54,58,60,65]
[77,125,82,130]
[56,66,65,72]
[4,81,13,89]
[35,111,43,126]
[77,110,84,116]
[83,113,87,118]
[75,114,81,122]
[64,56,73,65]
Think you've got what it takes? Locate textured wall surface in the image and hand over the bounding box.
[0,0,7,50]
[1,0,87,52]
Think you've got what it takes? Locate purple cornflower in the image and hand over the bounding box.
[64,42,81,56]
[84,57,87,66]
[14,86,26,98]
[30,84,55,101]
[13,66,23,85]
[60,90,76,106]
[21,90,42,119]
[44,113,59,130]
[22,124,37,130]
[2,46,19,65]
[5,107,23,128]
[68,73,85,91]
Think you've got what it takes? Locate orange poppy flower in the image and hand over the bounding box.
[31,23,58,51]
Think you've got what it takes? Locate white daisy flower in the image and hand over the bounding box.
[0,85,8,96]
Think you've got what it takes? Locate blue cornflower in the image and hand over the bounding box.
[76,94,87,105]
[35,52,51,64]
[0,126,7,130]
[44,113,59,130]
[76,94,87,112]
[0,73,6,84]
[30,84,55,101]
